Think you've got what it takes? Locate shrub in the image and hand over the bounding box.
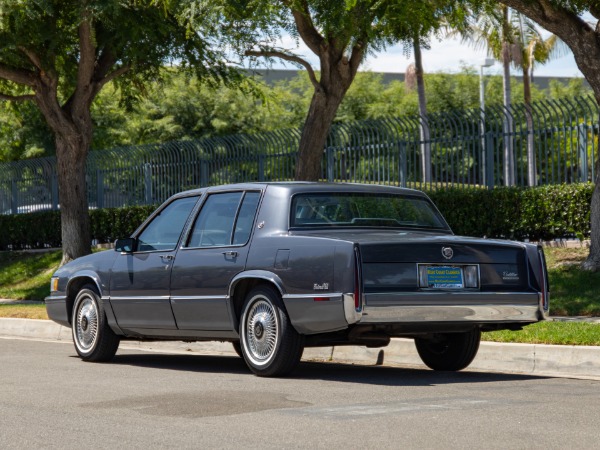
[0,205,156,251]
[427,183,593,240]
[90,205,156,244]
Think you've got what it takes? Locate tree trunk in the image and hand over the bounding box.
[55,134,91,265]
[581,110,600,271]
[295,88,344,181]
[414,36,431,184]
[580,142,600,270]
[285,3,365,181]
[582,177,600,271]
[34,82,93,265]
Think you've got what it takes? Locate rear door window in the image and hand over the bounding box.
[186,191,261,248]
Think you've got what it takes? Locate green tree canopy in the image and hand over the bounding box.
[198,0,469,180]
[0,0,237,263]
[2,67,584,161]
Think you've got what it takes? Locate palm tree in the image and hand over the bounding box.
[517,15,567,105]
[405,33,432,185]
[390,1,470,186]
[454,6,568,186]
[452,5,518,186]
[515,13,568,186]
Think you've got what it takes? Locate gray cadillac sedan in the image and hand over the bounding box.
[46,183,549,377]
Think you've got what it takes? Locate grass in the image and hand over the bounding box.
[0,304,48,320]
[543,246,600,316]
[484,321,600,346]
[0,246,599,346]
[0,250,62,300]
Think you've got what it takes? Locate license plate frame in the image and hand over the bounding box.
[420,265,464,289]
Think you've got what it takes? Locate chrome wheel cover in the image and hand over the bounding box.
[74,296,99,353]
[243,298,278,366]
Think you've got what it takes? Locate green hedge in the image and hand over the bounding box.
[90,205,156,244]
[427,183,593,240]
[0,205,156,251]
[0,210,62,250]
[0,183,593,250]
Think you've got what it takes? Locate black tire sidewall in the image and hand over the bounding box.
[415,329,481,371]
[71,284,119,362]
[239,285,302,376]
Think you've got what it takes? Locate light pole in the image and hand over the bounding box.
[480,58,495,187]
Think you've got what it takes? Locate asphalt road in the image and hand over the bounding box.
[2,338,599,449]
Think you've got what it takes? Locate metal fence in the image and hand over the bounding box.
[1,95,598,214]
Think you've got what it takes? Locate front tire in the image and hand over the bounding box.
[231,341,243,358]
[239,285,303,377]
[72,285,120,362]
[414,329,481,371]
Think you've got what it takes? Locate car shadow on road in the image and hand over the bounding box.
[294,360,547,386]
[105,351,547,387]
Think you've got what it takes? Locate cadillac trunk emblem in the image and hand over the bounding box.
[441,247,454,260]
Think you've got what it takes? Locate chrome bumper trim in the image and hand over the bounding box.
[45,295,67,303]
[343,293,362,325]
[282,293,342,300]
[359,305,540,323]
[360,292,542,323]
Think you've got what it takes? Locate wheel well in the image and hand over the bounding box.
[66,277,99,324]
[231,279,282,328]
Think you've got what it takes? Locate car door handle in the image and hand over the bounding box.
[160,255,175,262]
[222,251,238,257]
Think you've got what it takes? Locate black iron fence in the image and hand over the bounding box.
[1,95,597,214]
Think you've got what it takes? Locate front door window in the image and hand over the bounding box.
[137,196,198,251]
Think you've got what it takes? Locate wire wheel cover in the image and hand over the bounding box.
[75,297,99,351]
[245,299,278,363]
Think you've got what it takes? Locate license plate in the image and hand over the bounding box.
[424,266,464,289]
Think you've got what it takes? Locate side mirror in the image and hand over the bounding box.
[114,237,137,253]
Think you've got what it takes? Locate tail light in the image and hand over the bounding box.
[538,247,549,312]
[354,246,363,311]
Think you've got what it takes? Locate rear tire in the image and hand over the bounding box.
[414,329,481,371]
[72,284,120,362]
[239,285,303,377]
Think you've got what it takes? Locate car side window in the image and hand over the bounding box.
[137,196,198,252]
[233,192,260,245]
[187,192,244,248]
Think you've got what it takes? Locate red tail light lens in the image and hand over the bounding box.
[354,247,362,311]
[538,247,549,311]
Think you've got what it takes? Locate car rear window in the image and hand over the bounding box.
[290,192,448,230]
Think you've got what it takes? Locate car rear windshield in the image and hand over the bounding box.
[290,192,448,230]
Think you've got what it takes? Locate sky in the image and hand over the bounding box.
[363,37,583,78]
[262,34,583,79]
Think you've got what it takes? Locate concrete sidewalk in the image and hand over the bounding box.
[1,317,600,380]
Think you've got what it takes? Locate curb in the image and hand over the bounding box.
[2,318,600,380]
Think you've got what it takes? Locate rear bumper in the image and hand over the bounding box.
[349,291,545,325]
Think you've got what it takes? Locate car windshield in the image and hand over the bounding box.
[290,192,448,230]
